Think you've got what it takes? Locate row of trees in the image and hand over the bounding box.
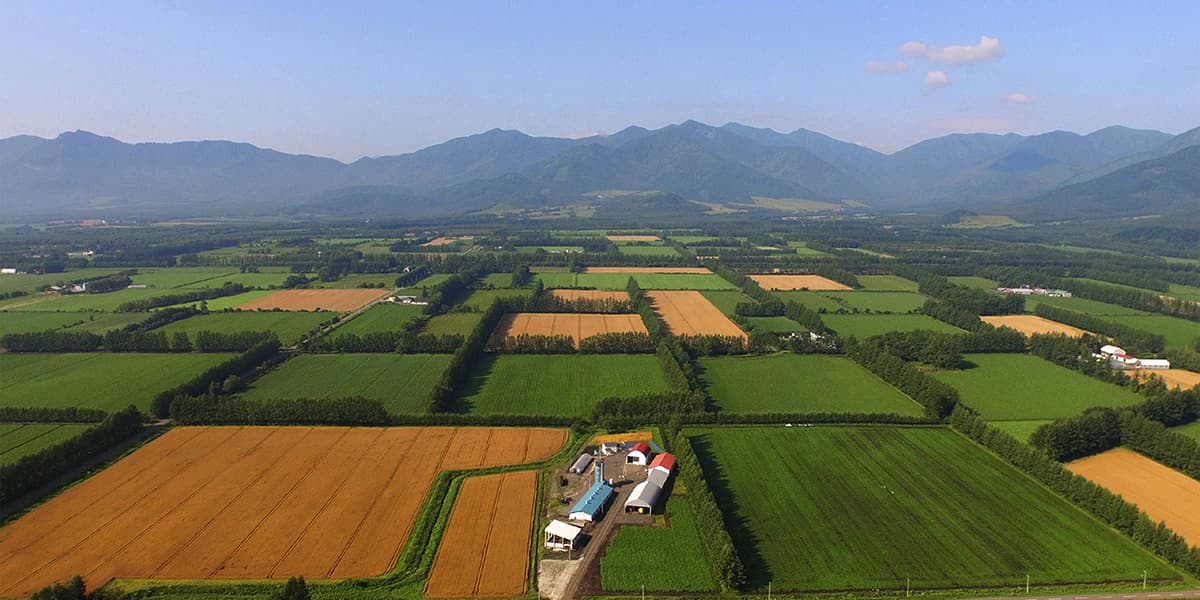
[426,299,509,412]
[154,338,281,417]
[532,294,632,314]
[845,338,959,418]
[891,263,1025,315]
[982,265,1200,323]
[950,405,1200,577]
[590,391,706,423]
[920,299,989,332]
[0,328,274,353]
[1034,304,1166,354]
[115,282,248,312]
[170,396,390,425]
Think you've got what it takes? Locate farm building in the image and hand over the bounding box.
[569,453,594,474]
[647,468,670,488]
[1100,345,1127,357]
[648,452,675,475]
[543,519,583,551]
[569,462,615,522]
[1140,359,1171,370]
[627,442,650,465]
[599,442,621,455]
[623,480,663,514]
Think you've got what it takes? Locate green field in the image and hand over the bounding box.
[479,273,518,287]
[455,354,669,415]
[787,241,828,256]
[991,419,1052,442]
[770,290,842,312]
[0,311,148,335]
[460,288,532,310]
[0,423,91,465]
[617,245,682,257]
[0,287,186,312]
[743,316,805,333]
[240,354,449,414]
[857,275,919,291]
[330,303,426,337]
[162,290,275,311]
[1171,420,1200,442]
[129,268,243,289]
[515,245,584,254]
[822,314,963,338]
[700,354,922,415]
[671,236,717,245]
[1098,314,1200,351]
[932,354,1144,421]
[535,271,735,291]
[699,290,755,316]
[688,426,1176,591]
[422,312,482,336]
[311,273,397,289]
[948,276,998,290]
[822,291,928,312]
[157,311,331,345]
[0,353,236,412]
[0,270,122,296]
[600,497,716,592]
[1023,295,1148,316]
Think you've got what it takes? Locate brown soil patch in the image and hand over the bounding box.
[981,315,1090,337]
[1068,448,1200,546]
[549,289,629,302]
[606,235,661,242]
[494,313,647,348]
[425,471,538,598]
[1132,369,1200,390]
[234,289,389,312]
[421,236,457,246]
[748,274,851,291]
[589,431,652,444]
[582,267,711,274]
[0,426,566,597]
[644,290,747,339]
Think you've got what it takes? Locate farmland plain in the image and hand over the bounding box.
[688,426,1177,591]
[931,354,1144,421]
[822,314,963,338]
[0,311,147,335]
[455,354,669,415]
[423,312,482,336]
[328,303,425,337]
[600,497,716,592]
[0,353,237,412]
[699,354,922,415]
[0,423,91,465]
[241,354,450,414]
[157,311,330,345]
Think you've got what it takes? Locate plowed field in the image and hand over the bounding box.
[582,267,711,274]
[1068,448,1200,545]
[494,313,647,347]
[981,315,1090,337]
[234,289,389,312]
[548,289,630,302]
[0,426,566,597]
[425,471,538,598]
[748,274,851,290]
[645,290,746,338]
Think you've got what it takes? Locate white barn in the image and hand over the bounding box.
[623,480,663,514]
[626,442,650,465]
[543,519,582,550]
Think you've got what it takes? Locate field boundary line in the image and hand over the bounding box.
[268,428,388,578]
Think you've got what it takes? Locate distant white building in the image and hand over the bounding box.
[1140,359,1171,370]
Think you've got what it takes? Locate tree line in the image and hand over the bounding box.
[426,299,509,412]
[982,265,1200,323]
[0,328,275,353]
[170,396,390,425]
[1034,304,1166,354]
[891,263,1025,315]
[155,338,281,418]
[0,407,106,423]
[845,338,959,418]
[115,282,248,312]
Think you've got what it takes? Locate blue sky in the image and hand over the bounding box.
[2,1,1197,161]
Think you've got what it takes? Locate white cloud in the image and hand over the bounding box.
[923,71,951,89]
[865,60,909,74]
[1005,92,1032,104]
[901,35,1004,65]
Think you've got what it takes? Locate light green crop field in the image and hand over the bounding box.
[422,312,482,336]
[743,316,805,333]
[330,303,425,337]
[1022,295,1148,316]
[0,270,122,296]
[129,268,242,289]
[822,291,928,312]
[617,245,682,257]
[670,236,717,245]
[157,311,330,345]
[787,241,828,256]
[700,354,922,415]
[0,423,91,465]
[600,497,716,592]
[240,354,450,414]
[822,314,963,338]
[688,426,1177,592]
[1098,314,1200,351]
[770,290,842,312]
[1167,283,1200,302]
[310,273,397,289]
[699,290,755,316]
[931,354,1144,421]
[1172,420,1200,442]
[455,354,669,416]
[0,288,185,312]
[197,269,294,289]
[534,271,734,291]
[991,419,1052,442]
[948,276,998,290]
[479,273,518,287]
[0,311,147,335]
[460,288,532,310]
[162,290,275,311]
[857,275,919,291]
[0,353,236,412]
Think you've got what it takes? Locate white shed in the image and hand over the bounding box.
[626,442,650,465]
[569,453,594,474]
[544,519,583,550]
[1099,344,1126,356]
[1140,359,1171,370]
[623,480,662,514]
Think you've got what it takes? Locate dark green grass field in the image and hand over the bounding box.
[0,311,148,335]
[157,311,330,345]
[0,423,91,465]
[460,287,533,310]
[743,316,805,333]
[600,497,716,592]
[534,271,735,291]
[0,353,236,412]
[329,303,425,337]
[822,291,928,312]
[240,354,450,414]
[422,312,482,336]
[770,290,842,312]
[822,314,963,338]
[931,354,1143,421]
[1172,420,1200,442]
[699,290,755,316]
[700,354,922,415]
[688,426,1177,592]
[455,354,669,416]
[857,275,919,291]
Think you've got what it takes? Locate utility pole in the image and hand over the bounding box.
[1143,569,1148,591]
[768,581,771,600]
[1026,573,1030,594]
[906,577,910,597]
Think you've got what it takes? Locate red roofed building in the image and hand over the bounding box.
[627,442,650,465]
[648,452,675,474]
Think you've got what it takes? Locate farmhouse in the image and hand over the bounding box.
[569,453,593,474]
[543,519,583,551]
[599,442,621,456]
[390,295,430,305]
[627,442,650,465]
[569,462,615,522]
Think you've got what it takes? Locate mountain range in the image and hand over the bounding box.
[1,121,1197,222]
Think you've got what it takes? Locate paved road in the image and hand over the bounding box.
[968,590,1200,600]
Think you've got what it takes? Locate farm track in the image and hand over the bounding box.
[0,426,567,596]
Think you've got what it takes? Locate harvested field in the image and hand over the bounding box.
[589,431,652,444]
[0,426,566,597]
[425,471,538,598]
[645,291,746,339]
[748,274,851,291]
[582,267,710,274]
[234,289,389,312]
[981,315,1089,337]
[606,235,661,242]
[1135,369,1200,390]
[493,313,647,347]
[549,289,630,302]
[1068,448,1200,546]
[421,236,470,246]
